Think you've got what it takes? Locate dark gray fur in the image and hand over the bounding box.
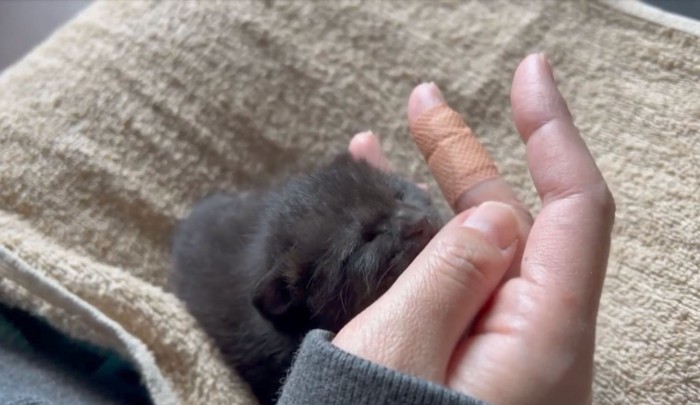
[170,153,442,404]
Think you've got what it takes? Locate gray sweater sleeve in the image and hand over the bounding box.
[277,330,489,405]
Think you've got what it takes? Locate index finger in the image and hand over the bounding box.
[407,84,532,279]
[407,84,530,221]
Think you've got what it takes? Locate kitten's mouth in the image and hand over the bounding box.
[405,223,439,257]
[403,215,440,240]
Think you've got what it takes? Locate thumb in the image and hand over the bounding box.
[333,201,520,383]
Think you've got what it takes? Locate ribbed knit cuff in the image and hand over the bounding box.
[277,329,488,405]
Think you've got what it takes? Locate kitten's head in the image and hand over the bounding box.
[253,153,443,334]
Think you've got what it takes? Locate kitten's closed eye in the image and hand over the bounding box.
[362,221,389,242]
[362,228,380,242]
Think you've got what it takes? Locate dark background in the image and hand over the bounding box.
[643,0,700,19]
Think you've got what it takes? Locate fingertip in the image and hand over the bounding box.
[348,131,374,151]
[407,82,446,125]
[348,131,391,172]
[461,201,521,252]
[510,53,551,111]
[348,131,377,160]
[511,53,571,142]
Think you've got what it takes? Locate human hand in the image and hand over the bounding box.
[336,53,615,405]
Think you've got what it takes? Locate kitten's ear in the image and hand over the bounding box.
[252,258,306,325]
[252,271,296,320]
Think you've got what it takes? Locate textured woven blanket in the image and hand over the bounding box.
[0,1,697,404]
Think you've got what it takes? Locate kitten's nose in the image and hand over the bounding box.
[403,217,430,238]
[398,209,430,238]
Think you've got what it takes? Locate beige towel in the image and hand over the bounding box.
[0,1,697,404]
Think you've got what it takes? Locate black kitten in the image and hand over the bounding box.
[170,152,442,404]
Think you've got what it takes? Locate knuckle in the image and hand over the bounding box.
[587,181,616,223]
[427,238,490,291]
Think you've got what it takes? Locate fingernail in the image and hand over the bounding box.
[417,82,446,110]
[539,53,555,84]
[461,201,519,250]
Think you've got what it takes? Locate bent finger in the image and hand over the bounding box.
[408,83,526,217]
[348,131,392,172]
[408,83,532,278]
